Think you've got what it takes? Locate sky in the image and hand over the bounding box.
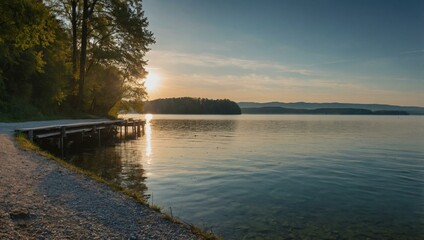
[142,0,424,106]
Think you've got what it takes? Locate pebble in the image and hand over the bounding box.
[0,134,199,240]
[9,208,30,220]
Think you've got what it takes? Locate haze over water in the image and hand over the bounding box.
[70,114,424,239]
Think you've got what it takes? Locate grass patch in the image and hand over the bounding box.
[190,226,220,240]
[150,204,162,212]
[158,209,220,240]
[15,133,220,239]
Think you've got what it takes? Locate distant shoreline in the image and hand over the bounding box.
[238,101,424,115]
[240,107,411,115]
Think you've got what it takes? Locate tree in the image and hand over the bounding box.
[85,64,124,115]
[143,98,242,115]
[78,0,96,108]
[0,0,54,100]
[46,0,155,113]
[0,0,69,118]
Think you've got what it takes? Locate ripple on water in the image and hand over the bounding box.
[67,115,424,239]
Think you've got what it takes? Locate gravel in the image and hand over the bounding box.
[0,120,199,239]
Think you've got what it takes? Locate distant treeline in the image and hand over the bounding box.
[238,101,424,115]
[144,98,241,114]
[241,107,409,115]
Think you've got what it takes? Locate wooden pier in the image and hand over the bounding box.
[15,119,145,156]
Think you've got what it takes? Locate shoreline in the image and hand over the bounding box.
[0,120,202,239]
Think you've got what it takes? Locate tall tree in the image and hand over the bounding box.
[77,0,97,108]
[70,0,78,97]
[46,0,155,114]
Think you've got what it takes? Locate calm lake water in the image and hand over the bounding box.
[68,114,424,239]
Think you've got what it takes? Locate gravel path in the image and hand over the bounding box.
[0,120,199,239]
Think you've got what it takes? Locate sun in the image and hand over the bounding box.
[144,68,160,92]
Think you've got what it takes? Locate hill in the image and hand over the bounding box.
[143,97,241,114]
[238,102,424,115]
[241,107,409,115]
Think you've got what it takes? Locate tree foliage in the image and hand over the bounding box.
[0,0,69,119]
[0,0,154,120]
[143,97,242,115]
[46,0,155,111]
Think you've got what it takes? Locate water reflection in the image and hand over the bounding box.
[145,114,152,164]
[67,136,148,194]
[64,115,240,196]
[153,119,238,133]
[60,115,424,239]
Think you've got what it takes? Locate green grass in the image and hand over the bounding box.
[15,133,220,239]
[150,204,162,212]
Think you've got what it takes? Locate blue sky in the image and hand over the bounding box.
[143,0,424,106]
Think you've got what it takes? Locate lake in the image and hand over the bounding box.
[67,114,424,239]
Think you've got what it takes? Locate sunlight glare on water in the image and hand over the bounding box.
[144,114,153,164]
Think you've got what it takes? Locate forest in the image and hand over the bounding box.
[143,97,242,114]
[0,0,154,120]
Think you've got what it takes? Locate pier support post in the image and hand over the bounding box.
[60,127,66,157]
[124,121,128,139]
[120,125,122,140]
[133,121,136,139]
[98,128,101,146]
[28,130,34,142]
[137,121,141,137]
[92,126,100,146]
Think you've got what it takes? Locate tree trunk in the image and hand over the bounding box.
[71,0,78,101]
[77,0,97,111]
[78,0,89,110]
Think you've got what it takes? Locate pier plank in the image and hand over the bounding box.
[15,120,145,141]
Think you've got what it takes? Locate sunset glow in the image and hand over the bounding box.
[143,0,424,106]
[145,113,153,123]
[144,68,160,92]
